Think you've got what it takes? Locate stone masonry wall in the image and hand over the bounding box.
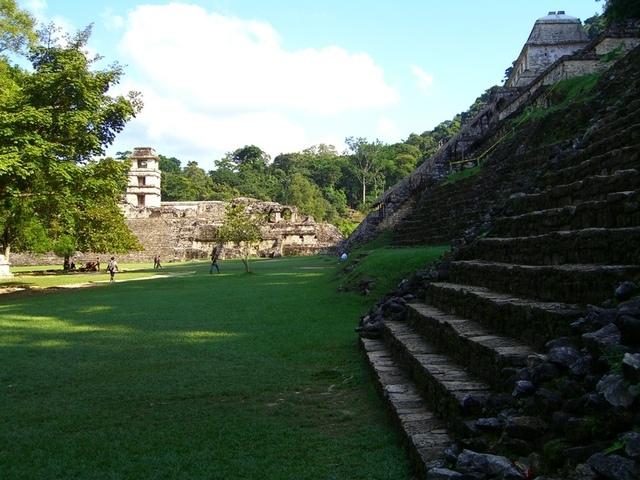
[10,198,343,266]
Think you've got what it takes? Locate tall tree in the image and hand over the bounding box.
[229,145,270,170]
[600,0,640,22]
[345,137,385,208]
[0,25,142,259]
[213,204,261,273]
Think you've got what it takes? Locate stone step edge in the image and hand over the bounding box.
[428,282,582,316]
[479,226,640,242]
[545,144,640,182]
[360,337,452,475]
[450,259,640,273]
[506,169,640,213]
[425,282,584,349]
[406,302,536,385]
[383,321,493,416]
[495,190,637,224]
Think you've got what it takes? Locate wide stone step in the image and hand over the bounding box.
[576,113,640,162]
[492,191,640,237]
[506,169,640,216]
[382,321,492,429]
[448,260,640,305]
[457,227,640,266]
[544,144,640,187]
[425,282,583,349]
[360,338,452,475]
[406,303,535,390]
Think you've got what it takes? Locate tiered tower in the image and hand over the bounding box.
[125,147,162,208]
[506,11,589,88]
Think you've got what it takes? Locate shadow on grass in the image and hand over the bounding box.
[0,256,413,479]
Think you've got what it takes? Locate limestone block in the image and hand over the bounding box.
[0,254,11,277]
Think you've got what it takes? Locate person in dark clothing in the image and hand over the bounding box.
[107,257,118,283]
[209,246,221,274]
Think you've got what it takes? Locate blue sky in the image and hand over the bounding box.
[20,1,602,169]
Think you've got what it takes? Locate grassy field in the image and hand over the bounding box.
[2,262,168,289]
[0,252,445,479]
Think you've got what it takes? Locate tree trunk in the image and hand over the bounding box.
[2,243,10,261]
[361,180,366,209]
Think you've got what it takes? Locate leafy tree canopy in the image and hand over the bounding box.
[0,0,36,55]
[0,22,142,259]
[600,0,640,23]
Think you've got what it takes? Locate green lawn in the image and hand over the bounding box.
[2,261,174,289]
[0,253,443,479]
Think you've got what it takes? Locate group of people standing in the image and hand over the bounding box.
[97,246,222,286]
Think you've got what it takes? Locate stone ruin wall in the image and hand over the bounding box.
[10,198,343,266]
[125,198,343,261]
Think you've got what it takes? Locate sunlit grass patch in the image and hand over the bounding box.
[0,255,413,479]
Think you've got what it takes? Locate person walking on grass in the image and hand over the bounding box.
[107,256,118,283]
[210,245,221,274]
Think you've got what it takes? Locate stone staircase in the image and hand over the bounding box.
[360,47,640,478]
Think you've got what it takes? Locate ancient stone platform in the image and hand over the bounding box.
[360,44,640,478]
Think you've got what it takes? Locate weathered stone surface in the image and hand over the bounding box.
[587,452,640,480]
[426,468,465,480]
[505,416,548,440]
[475,417,503,433]
[545,337,573,350]
[548,346,581,369]
[615,281,638,302]
[623,431,640,459]
[535,388,563,412]
[358,41,640,480]
[531,362,561,384]
[617,298,640,320]
[622,353,640,382]
[582,323,621,354]
[456,449,524,479]
[570,355,593,377]
[597,374,637,408]
[580,305,618,330]
[513,380,536,398]
[568,463,598,480]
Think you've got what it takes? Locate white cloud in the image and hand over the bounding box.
[411,65,434,94]
[112,3,398,165]
[24,0,46,15]
[102,8,125,31]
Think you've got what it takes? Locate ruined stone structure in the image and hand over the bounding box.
[120,148,342,261]
[356,21,640,480]
[345,15,640,250]
[506,11,589,88]
[9,148,342,266]
[125,147,161,207]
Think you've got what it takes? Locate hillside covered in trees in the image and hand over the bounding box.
[117,91,489,236]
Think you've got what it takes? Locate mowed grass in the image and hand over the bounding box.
[0,252,442,479]
[2,262,176,289]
